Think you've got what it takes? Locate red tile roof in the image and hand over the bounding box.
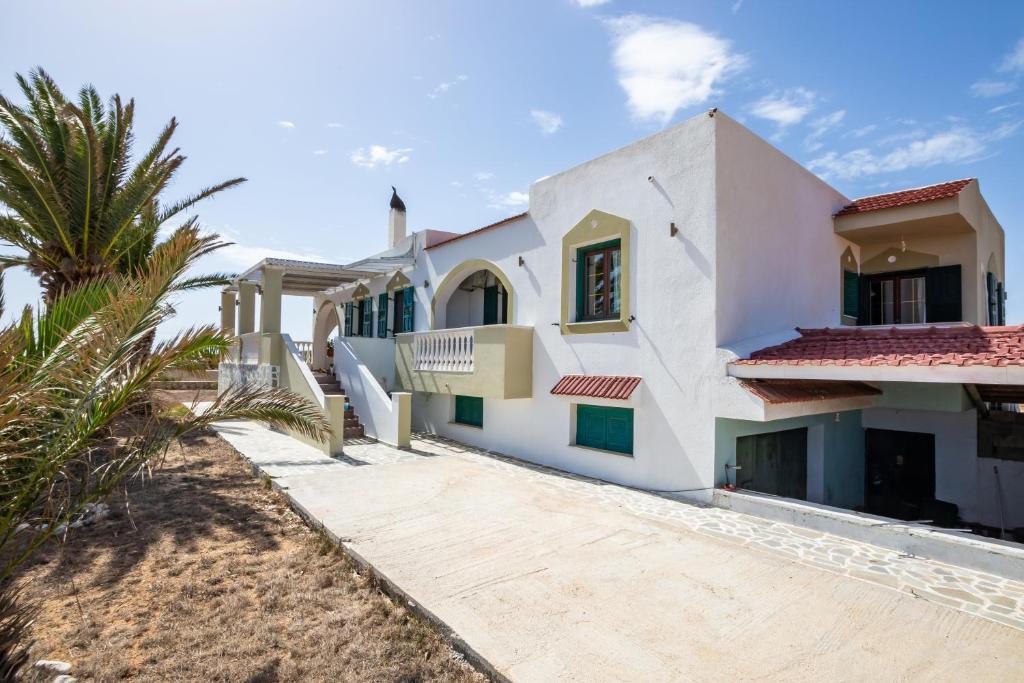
[835,179,973,216]
[739,379,881,404]
[551,375,641,400]
[425,212,528,250]
[735,325,1024,368]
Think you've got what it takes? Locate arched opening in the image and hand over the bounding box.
[312,301,341,371]
[432,259,514,330]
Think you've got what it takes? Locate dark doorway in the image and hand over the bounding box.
[864,428,936,520]
[735,428,808,500]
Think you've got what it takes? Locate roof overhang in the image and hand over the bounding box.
[729,362,1024,385]
[834,195,974,245]
[235,256,413,296]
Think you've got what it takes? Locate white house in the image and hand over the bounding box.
[220,110,1023,544]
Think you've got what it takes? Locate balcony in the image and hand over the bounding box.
[395,325,533,399]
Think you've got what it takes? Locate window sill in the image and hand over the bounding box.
[450,421,484,430]
[563,318,630,335]
[569,443,633,458]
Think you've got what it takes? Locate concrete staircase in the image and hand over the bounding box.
[313,372,366,439]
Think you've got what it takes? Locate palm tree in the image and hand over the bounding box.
[0,68,245,302]
[0,226,331,674]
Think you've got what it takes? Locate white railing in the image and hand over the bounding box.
[413,328,475,373]
[293,340,313,366]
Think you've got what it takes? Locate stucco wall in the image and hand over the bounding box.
[410,113,719,491]
[713,113,852,347]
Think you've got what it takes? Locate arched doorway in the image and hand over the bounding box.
[312,301,341,370]
[431,260,514,330]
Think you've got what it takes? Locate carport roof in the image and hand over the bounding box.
[233,256,414,295]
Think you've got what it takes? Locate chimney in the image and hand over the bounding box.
[389,186,407,248]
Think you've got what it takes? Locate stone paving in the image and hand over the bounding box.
[342,432,1024,632]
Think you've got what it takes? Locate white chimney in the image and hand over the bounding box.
[388,186,407,248]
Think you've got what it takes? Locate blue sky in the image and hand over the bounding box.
[2,0,1023,336]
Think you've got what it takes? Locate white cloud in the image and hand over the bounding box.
[530,109,564,135]
[350,145,413,168]
[845,124,877,138]
[804,109,845,151]
[989,102,1019,114]
[808,127,994,180]
[312,149,328,155]
[487,191,529,209]
[574,0,611,5]
[971,80,1017,98]
[749,87,816,127]
[217,243,327,269]
[731,0,743,14]
[277,121,295,129]
[428,74,469,99]
[999,37,1024,72]
[605,15,747,123]
[326,122,343,128]
[474,171,494,181]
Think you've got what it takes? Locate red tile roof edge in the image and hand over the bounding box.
[551,375,642,400]
[834,178,974,217]
[425,212,529,250]
[735,324,1024,368]
[739,379,882,405]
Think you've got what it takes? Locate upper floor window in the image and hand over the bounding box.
[851,265,962,325]
[392,286,415,334]
[868,272,925,325]
[577,239,622,322]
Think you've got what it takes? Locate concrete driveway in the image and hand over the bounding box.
[212,421,1024,682]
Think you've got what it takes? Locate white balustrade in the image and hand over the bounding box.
[413,328,475,373]
[293,340,314,366]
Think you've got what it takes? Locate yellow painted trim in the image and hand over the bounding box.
[560,209,631,335]
[351,282,371,300]
[386,270,412,291]
[430,258,515,329]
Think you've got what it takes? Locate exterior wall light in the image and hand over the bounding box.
[670,222,678,237]
[518,256,525,267]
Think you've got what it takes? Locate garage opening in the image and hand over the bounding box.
[864,428,943,523]
[735,428,807,500]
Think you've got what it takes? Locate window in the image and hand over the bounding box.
[454,395,483,427]
[576,239,622,322]
[377,292,388,338]
[344,302,353,336]
[575,404,633,455]
[359,298,373,337]
[842,270,859,319]
[867,271,926,325]
[391,286,414,334]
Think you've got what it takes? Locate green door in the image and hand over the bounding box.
[735,428,807,500]
[576,405,633,455]
[454,395,483,427]
[483,285,498,325]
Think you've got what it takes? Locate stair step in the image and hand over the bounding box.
[153,380,217,390]
[343,426,364,438]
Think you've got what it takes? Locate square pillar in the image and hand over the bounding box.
[260,266,284,334]
[220,290,236,335]
[238,281,257,334]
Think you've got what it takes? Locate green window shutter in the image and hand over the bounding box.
[454,395,483,427]
[997,281,1006,326]
[378,292,388,337]
[344,302,353,336]
[402,286,415,332]
[925,265,962,323]
[987,271,998,324]
[361,299,373,337]
[575,248,586,322]
[842,270,860,319]
[576,404,633,455]
[483,285,498,325]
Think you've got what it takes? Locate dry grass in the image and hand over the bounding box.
[14,400,484,682]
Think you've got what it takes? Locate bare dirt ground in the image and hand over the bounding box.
[14,394,484,682]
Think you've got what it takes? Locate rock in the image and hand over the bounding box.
[35,660,72,674]
[53,676,78,683]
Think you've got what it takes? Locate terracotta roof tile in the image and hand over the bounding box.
[735,325,1024,368]
[739,379,881,404]
[835,179,973,216]
[551,375,641,400]
[425,212,528,250]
